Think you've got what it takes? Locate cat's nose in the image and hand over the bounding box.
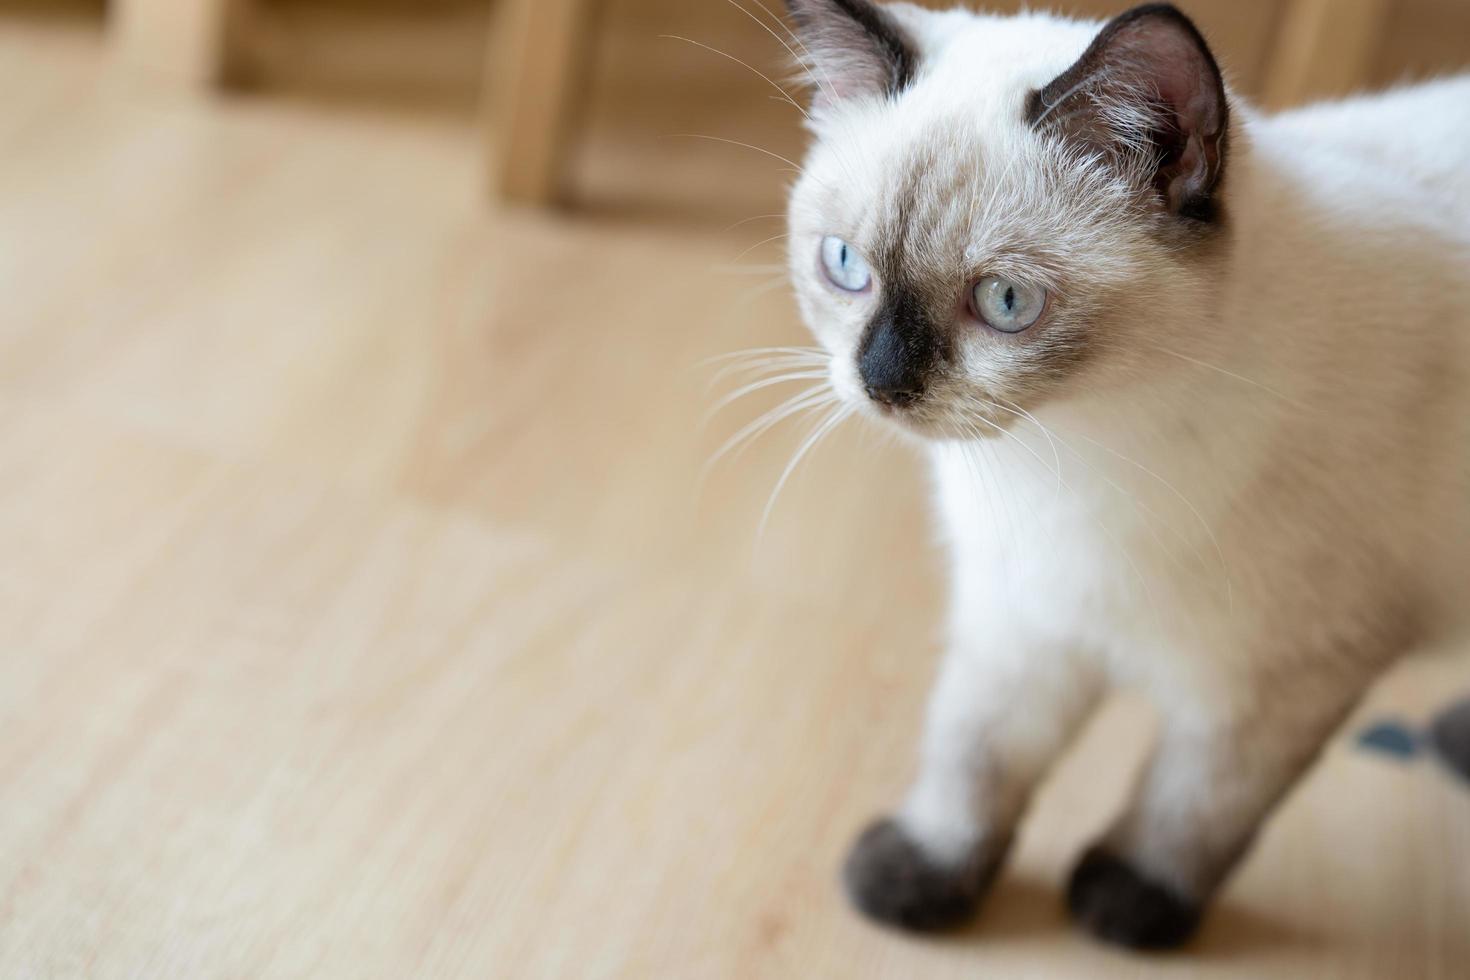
[859,312,930,408]
[864,383,923,407]
[858,287,936,409]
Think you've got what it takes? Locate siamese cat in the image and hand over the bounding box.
[780,0,1470,949]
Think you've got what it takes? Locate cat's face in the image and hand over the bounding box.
[785,3,1230,440]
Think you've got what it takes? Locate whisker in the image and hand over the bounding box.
[758,403,853,538]
[699,345,825,369]
[960,396,1062,490]
[972,417,1064,562]
[671,133,806,172]
[1148,344,1312,413]
[710,264,788,276]
[959,398,1164,630]
[996,405,1212,589]
[705,369,830,421]
[717,0,839,105]
[720,213,787,234]
[1049,419,1234,614]
[658,34,810,122]
[955,417,1020,563]
[1051,427,1203,576]
[989,395,1064,505]
[702,384,836,479]
[732,232,791,263]
[733,275,789,300]
[707,354,827,389]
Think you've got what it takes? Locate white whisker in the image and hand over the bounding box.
[710,263,789,276]
[732,232,791,262]
[1149,344,1311,413]
[989,395,1064,505]
[1051,420,1234,614]
[706,355,826,392]
[758,403,853,538]
[658,34,810,121]
[960,398,1164,630]
[720,213,787,234]
[700,348,818,367]
[672,133,806,172]
[718,0,840,105]
[707,352,826,380]
[702,384,837,480]
[705,369,830,421]
[961,396,1062,490]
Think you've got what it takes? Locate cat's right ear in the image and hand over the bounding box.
[784,0,918,107]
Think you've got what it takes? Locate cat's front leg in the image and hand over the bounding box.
[845,631,1101,931]
[1066,671,1370,950]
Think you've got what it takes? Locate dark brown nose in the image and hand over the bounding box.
[864,383,923,407]
[858,291,933,409]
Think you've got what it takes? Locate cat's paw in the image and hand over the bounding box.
[841,817,999,932]
[1065,846,1201,950]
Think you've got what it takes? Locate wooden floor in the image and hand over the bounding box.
[2,10,1469,979]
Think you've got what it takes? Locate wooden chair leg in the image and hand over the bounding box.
[110,0,248,87]
[488,0,596,206]
[1264,0,1391,109]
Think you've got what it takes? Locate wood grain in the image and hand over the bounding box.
[1265,0,1392,108]
[1,11,1468,979]
[489,0,596,205]
[110,0,246,86]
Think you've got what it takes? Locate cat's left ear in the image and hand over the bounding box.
[1027,4,1229,222]
[784,0,918,105]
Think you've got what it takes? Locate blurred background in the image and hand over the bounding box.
[2,1,1468,976]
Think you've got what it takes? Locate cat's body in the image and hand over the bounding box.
[780,1,1470,949]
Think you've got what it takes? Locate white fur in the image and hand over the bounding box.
[786,7,1470,900]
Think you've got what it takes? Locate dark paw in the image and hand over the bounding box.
[841,818,1002,932]
[1066,846,1201,950]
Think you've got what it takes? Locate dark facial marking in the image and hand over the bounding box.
[858,284,941,407]
[843,817,1011,932]
[1025,4,1230,223]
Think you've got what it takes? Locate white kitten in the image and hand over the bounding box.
[781,0,1470,948]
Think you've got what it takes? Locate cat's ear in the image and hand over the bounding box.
[1027,4,1229,222]
[784,0,918,105]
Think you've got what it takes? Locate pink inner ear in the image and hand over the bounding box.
[1169,134,1210,212]
[804,42,896,106]
[787,0,918,107]
[1120,24,1221,139]
[1111,18,1226,215]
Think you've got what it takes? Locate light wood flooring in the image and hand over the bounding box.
[1,9,1468,978]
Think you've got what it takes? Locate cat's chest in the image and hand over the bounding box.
[928,443,1180,639]
[930,439,1112,539]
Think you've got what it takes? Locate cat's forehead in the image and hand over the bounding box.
[865,135,993,270]
[895,10,1100,106]
[794,11,1147,285]
[803,12,1107,231]
[809,109,1079,267]
[810,110,1006,224]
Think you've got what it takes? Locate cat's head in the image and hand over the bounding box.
[784,2,1231,439]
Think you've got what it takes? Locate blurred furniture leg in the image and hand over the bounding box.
[111,0,247,87]
[490,0,596,206]
[1265,0,1391,108]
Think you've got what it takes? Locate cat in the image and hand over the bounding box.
[778,0,1470,949]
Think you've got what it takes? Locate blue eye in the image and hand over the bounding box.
[972,276,1046,333]
[819,236,872,293]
